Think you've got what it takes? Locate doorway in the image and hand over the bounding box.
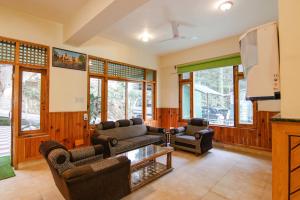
[0,64,13,158]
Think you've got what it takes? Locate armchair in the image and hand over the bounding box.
[39,140,131,200]
[170,118,214,155]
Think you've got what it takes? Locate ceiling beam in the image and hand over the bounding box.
[64,0,150,46]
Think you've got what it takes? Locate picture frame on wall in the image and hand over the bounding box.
[52,47,87,71]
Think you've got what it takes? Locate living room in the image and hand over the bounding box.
[0,0,299,200]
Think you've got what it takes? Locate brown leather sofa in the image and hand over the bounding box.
[39,140,131,200]
[170,118,214,155]
[91,118,166,157]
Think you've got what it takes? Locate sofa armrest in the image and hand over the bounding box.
[62,156,131,200]
[194,128,214,139]
[69,145,104,163]
[170,126,186,135]
[62,156,130,181]
[91,134,113,158]
[146,126,166,135]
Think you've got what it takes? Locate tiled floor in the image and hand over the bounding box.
[0,148,272,200]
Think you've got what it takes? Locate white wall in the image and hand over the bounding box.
[158,35,281,112]
[0,6,158,112]
[158,36,240,108]
[279,0,300,119]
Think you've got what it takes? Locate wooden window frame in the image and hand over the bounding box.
[178,66,257,128]
[0,36,49,137]
[19,68,47,135]
[235,66,257,128]
[179,72,193,121]
[87,56,157,125]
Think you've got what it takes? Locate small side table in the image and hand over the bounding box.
[164,131,171,147]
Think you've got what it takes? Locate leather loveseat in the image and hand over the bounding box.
[91,118,166,157]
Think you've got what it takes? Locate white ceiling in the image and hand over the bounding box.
[99,0,278,55]
[0,0,278,55]
[0,0,89,24]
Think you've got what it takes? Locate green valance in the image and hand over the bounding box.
[176,53,241,74]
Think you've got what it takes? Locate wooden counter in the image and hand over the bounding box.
[272,115,300,200]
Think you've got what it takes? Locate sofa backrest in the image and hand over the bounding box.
[185,118,209,136]
[95,124,148,140]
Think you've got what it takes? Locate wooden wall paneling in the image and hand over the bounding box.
[48,112,88,149]
[17,135,50,163]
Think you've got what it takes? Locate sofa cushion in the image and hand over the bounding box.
[96,124,148,140]
[98,121,116,130]
[189,118,209,126]
[176,135,197,145]
[131,118,144,125]
[116,119,131,127]
[186,125,206,136]
[110,140,136,155]
[126,135,162,147]
[111,135,162,155]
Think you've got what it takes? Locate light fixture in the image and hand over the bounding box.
[219,1,233,12]
[138,31,152,42]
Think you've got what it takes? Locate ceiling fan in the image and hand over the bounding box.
[158,21,200,43]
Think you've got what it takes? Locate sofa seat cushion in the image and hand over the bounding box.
[186,125,206,136]
[96,124,148,140]
[125,135,162,147]
[175,135,197,145]
[110,140,136,155]
[111,135,162,155]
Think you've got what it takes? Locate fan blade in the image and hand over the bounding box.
[171,21,180,37]
[158,37,176,43]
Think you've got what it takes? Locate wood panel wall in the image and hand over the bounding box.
[17,109,276,165]
[48,112,89,149]
[157,108,278,151]
[17,112,88,164]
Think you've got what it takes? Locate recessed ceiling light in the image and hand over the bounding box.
[219,1,233,12]
[138,31,152,42]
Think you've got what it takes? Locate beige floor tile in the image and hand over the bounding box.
[0,148,272,200]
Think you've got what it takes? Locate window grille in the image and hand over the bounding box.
[19,43,47,66]
[108,62,144,80]
[89,58,105,74]
[0,40,16,63]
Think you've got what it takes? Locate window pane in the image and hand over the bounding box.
[194,66,234,126]
[107,80,126,121]
[146,83,153,119]
[238,65,244,72]
[182,84,190,119]
[90,78,102,125]
[146,70,154,81]
[239,78,253,124]
[21,71,41,131]
[128,82,143,119]
[182,73,190,80]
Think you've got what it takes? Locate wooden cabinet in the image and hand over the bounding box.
[272,120,300,200]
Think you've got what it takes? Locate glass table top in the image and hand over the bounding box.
[118,145,173,166]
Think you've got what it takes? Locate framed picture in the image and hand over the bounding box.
[52,47,87,71]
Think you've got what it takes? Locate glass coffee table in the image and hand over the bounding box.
[117,144,174,191]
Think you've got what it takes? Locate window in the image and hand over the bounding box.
[107,80,126,121]
[182,84,191,119]
[146,83,154,119]
[88,56,156,122]
[238,65,254,125]
[89,78,102,125]
[179,64,256,127]
[21,71,42,131]
[239,79,253,124]
[182,72,190,80]
[127,82,143,119]
[193,66,234,126]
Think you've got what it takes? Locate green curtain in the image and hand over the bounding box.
[176,53,241,74]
